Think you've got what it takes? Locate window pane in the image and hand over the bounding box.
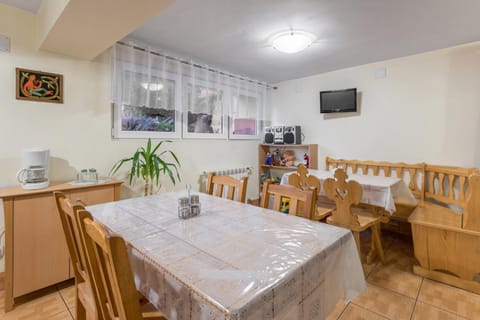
[187,84,224,134]
[121,71,176,132]
[231,94,258,136]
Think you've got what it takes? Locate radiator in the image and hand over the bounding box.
[199,167,252,194]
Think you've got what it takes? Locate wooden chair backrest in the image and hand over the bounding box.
[325,157,425,201]
[323,169,363,227]
[81,215,143,320]
[464,174,480,231]
[288,164,321,191]
[261,180,316,219]
[206,173,248,203]
[424,164,479,208]
[54,191,88,281]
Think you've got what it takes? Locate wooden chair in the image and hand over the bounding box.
[288,164,335,220]
[206,172,248,203]
[54,191,99,320]
[80,212,166,320]
[324,169,385,264]
[261,180,316,219]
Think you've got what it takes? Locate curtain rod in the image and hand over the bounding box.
[116,41,277,90]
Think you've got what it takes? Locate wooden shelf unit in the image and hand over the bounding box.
[1,179,123,312]
[258,144,318,195]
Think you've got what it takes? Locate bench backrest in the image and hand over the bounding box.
[325,157,425,202]
[424,164,479,208]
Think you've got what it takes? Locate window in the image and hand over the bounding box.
[229,90,262,139]
[182,80,228,139]
[111,43,270,140]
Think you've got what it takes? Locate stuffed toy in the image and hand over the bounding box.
[281,150,295,167]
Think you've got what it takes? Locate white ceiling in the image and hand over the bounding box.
[129,0,480,83]
[0,0,42,13]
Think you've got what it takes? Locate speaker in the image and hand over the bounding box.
[273,126,284,144]
[264,127,274,144]
[284,126,301,144]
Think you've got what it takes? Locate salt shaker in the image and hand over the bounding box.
[178,197,190,219]
[190,194,201,216]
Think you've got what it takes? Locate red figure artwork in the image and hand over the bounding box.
[16,68,63,103]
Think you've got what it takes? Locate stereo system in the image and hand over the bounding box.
[264,126,302,144]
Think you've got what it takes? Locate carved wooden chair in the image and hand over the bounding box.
[206,172,248,203]
[324,169,385,264]
[54,191,99,320]
[261,179,316,219]
[80,212,167,320]
[288,164,335,220]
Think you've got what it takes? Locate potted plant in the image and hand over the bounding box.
[110,139,180,196]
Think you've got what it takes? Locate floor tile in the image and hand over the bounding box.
[367,263,422,298]
[412,301,465,320]
[0,290,70,320]
[58,284,75,310]
[418,279,480,319]
[352,283,414,320]
[338,304,388,320]
[325,299,348,320]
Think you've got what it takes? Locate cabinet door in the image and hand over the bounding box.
[69,185,115,206]
[13,194,70,297]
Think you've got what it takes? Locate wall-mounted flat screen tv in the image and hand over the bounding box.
[320,88,357,113]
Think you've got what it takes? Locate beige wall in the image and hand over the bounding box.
[272,42,480,168]
[0,5,259,272]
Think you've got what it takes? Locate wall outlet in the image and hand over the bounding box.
[0,35,10,53]
[374,67,387,79]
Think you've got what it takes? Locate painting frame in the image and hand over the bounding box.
[16,68,64,104]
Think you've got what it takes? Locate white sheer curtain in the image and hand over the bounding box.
[111,42,271,139]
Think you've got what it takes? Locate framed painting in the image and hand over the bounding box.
[16,68,63,103]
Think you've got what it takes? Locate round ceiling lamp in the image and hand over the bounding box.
[272,30,315,54]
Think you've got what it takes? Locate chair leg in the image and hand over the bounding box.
[76,296,87,320]
[372,224,385,264]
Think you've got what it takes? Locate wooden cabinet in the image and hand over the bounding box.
[13,193,70,297]
[258,144,318,196]
[0,180,122,311]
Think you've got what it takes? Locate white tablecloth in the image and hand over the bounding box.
[88,192,366,320]
[281,169,418,213]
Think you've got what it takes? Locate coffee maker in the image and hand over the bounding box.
[16,148,50,190]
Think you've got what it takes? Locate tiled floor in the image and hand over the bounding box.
[1,231,480,320]
[327,232,480,320]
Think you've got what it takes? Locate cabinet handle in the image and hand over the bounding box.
[76,199,87,207]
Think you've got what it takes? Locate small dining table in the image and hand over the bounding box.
[281,169,418,214]
[88,191,366,320]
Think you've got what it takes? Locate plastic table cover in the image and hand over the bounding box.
[281,169,418,213]
[88,192,366,320]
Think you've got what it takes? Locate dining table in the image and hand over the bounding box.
[87,191,367,320]
[281,169,418,214]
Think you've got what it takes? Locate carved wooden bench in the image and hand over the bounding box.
[325,157,425,233]
[409,165,480,293]
[325,157,480,292]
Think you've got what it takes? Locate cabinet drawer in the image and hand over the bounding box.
[13,194,70,297]
[69,185,115,206]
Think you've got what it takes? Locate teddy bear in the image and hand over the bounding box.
[281,150,295,167]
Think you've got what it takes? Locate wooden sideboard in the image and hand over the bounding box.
[0,179,123,311]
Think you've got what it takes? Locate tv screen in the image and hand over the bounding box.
[320,88,357,113]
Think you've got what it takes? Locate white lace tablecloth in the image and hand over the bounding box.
[88,192,366,320]
[281,169,418,213]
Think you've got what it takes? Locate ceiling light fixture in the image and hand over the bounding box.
[272,30,315,54]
